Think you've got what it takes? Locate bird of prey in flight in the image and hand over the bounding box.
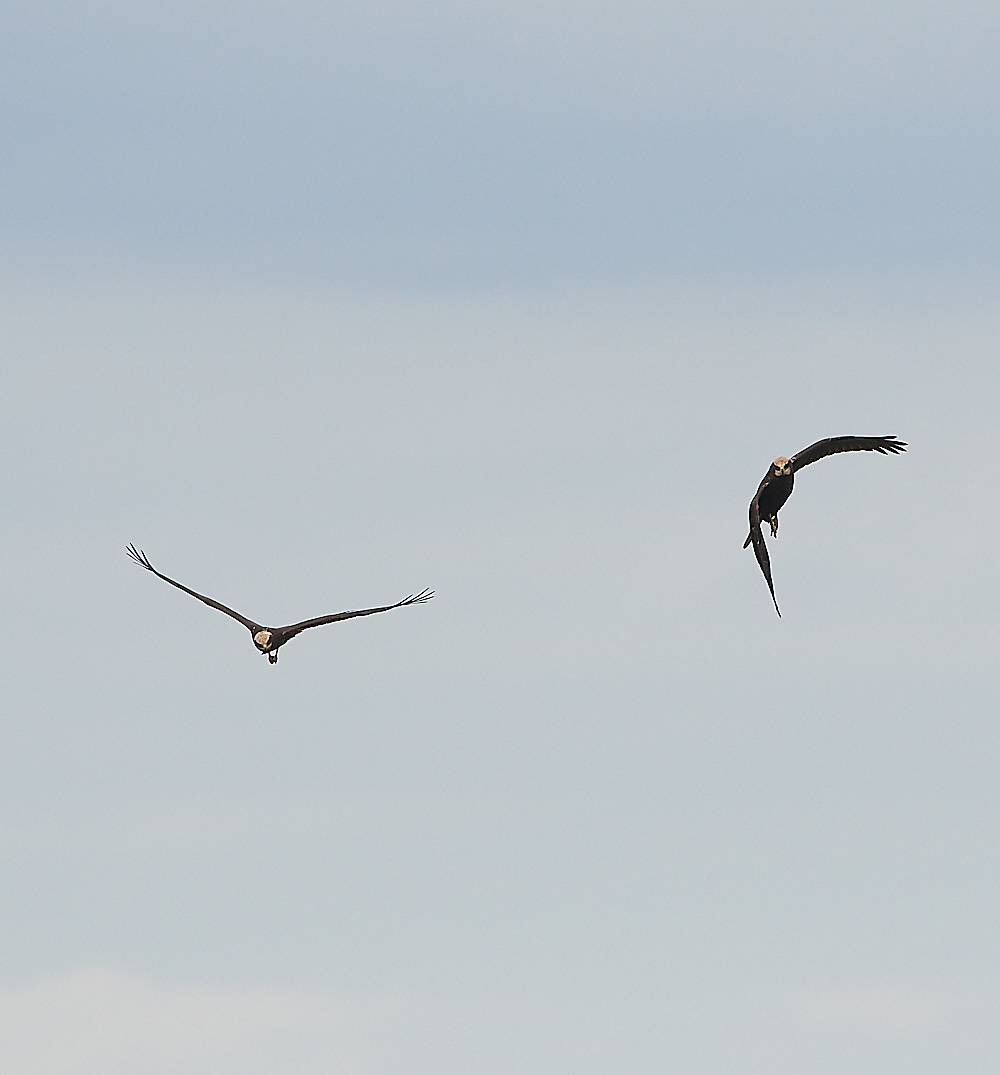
[127,544,433,663]
[744,435,906,616]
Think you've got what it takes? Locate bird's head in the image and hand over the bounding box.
[772,456,792,477]
[253,629,272,652]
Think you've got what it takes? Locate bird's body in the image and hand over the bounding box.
[748,457,795,540]
[127,545,433,663]
[744,436,906,616]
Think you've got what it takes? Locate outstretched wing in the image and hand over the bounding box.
[127,544,261,632]
[747,500,781,617]
[278,589,434,642]
[790,435,906,472]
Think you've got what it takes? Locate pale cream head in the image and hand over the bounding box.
[772,456,792,475]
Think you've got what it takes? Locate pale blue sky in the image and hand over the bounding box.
[1,3,998,1072]
[2,0,999,282]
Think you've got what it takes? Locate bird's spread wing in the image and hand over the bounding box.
[747,500,781,617]
[127,544,261,632]
[790,435,906,472]
[278,589,434,642]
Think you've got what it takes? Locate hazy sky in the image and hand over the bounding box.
[1,3,999,1073]
[4,0,1000,282]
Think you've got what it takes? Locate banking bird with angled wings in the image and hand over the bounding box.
[744,435,906,616]
[127,544,433,663]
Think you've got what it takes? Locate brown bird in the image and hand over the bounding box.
[127,544,433,663]
[744,436,906,616]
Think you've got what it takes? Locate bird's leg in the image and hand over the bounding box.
[268,651,278,664]
[769,515,779,538]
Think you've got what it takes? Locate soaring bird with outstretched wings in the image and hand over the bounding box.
[127,544,433,663]
[744,435,906,616]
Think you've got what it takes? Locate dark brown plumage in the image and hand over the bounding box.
[744,436,906,616]
[127,544,433,663]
